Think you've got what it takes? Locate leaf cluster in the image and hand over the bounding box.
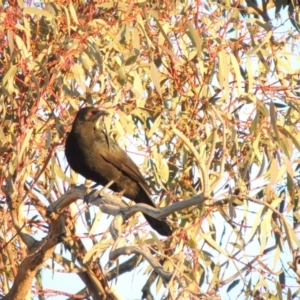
[0,0,300,299]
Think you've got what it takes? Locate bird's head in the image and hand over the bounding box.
[74,107,109,122]
[71,107,110,132]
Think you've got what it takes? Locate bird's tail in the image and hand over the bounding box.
[144,214,172,236]
[136,188,172,236]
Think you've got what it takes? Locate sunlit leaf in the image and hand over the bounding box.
[23,7,54,19]
[89,210,103,236]
[83,242,112,263]
[186,22,202,58]
[52,158,75,183]
[147,115,161,138]
[19,128,33,159]
[150,62,162,98]
[2,65,18,86]
[202,232,228,257]
[69,3,79,25]
[229,53,242,96]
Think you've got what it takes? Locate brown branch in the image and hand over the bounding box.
[109,245,176,283]
[3,186,116,300]
[141,271,157,300]
[89,190,206,221]
[106,254,143,281]
[3,213,64,299]
[3,178,37,247]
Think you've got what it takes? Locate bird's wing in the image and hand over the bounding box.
[96,130,152,194]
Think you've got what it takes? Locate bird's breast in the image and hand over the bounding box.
[66,131,122,186]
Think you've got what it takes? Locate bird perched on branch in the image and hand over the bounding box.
[65,107,171,236]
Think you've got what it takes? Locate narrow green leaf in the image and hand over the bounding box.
[270,101,280,142]
[269,159,278,185]
[23,7,54,19]
[150,62,162,98]
[17,0,24,8]
[149,232,163,253]
[124,55,138,66]
[147,115,161,138]
[7,30,14,54]
[247,206,264,243]
[71,64,86,91]
[87,38,103,71]
[53,158,75,183]
[117,67,126,85]
[132,27,140,54]
[157,154,169,183]
[143,264,153,275]
[136,14,152,47]
[230,53,242,96]
[98,2,114,8]
[69,3,79,25]
[186,22,202,57]
[259,220,269,255]
[217,49,229,98]
[156,275,163,293]
[33,61,49,90]
[83,242,111,263]
[276,278,283,300]
[154,17,173,49]
[114,119,125,142]
[275,55,294,73]
[246,31,272,55]
[30,71,40,99]
[132,71,144,100]
[158,45,180,62]
[15,35,29,58]
[19,128,33,158]
[202,232,228,257]
[227,279,240,293]
[62,5,71,36]
[89,210,103,236]
[118,111,135,135]
[282,219,300,249]
[2,65,18,86]
[246,55,253,93]
[279,126,300,152]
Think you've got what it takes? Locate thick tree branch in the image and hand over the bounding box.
[89,191,206,223]
[109,245,178,283]
[3,186,114,300]
[2,178,36,247]
[3,213,64,299]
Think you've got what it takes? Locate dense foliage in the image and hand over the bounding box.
[0,0,300,299]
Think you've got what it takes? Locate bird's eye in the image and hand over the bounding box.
[87,110,96,117]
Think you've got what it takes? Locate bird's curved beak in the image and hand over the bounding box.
[95,110,109,129]
[96,110,110,117]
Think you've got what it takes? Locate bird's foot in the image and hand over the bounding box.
[98,180,115,196]
[93,188,124,200]
[113,190,125,199]
[84,181,115,203]
[84,188,106,203]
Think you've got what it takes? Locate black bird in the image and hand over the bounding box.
[65,107,171,236]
